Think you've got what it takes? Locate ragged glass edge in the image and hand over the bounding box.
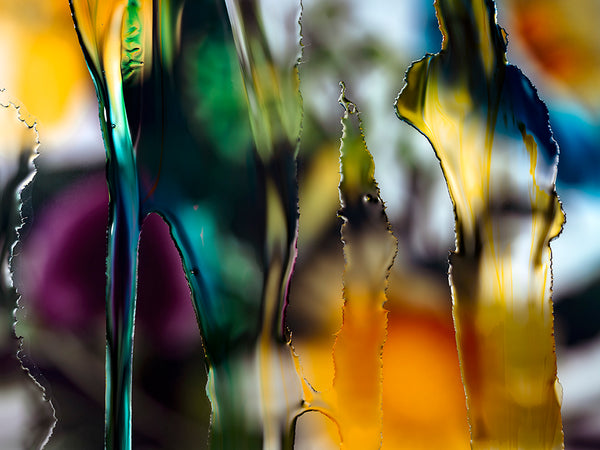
[1,88,57,448]
[337,83,398,449]
[394,0,564,448]
[284,2,344,444]
[294,83,398,448]
[220,3,398,446]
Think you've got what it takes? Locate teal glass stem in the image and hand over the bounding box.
[69,1,153,447]
[70,0,304,448]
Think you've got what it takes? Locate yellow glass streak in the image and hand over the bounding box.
[70,0,152,87]
[297,143,343,246]
[256,179,297,447]
[395,1,564,448]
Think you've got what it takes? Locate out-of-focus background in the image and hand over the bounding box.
[0,0,599,448]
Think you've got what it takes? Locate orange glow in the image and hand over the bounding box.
[383,310,470,450]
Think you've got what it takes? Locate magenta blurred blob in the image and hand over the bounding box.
[19,172,199,351]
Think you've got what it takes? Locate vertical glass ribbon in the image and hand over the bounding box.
[69,1,152,448]
[333,83,397,448]
[395,0,564,448]
[70,0,304,448]
[215,1,304,448]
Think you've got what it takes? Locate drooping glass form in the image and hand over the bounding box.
[395,0,564,448]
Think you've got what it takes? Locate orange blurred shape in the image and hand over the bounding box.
[296,305,470,449]
[332,295,387,448]
[506,0,600,107]
[382,310,470,450]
